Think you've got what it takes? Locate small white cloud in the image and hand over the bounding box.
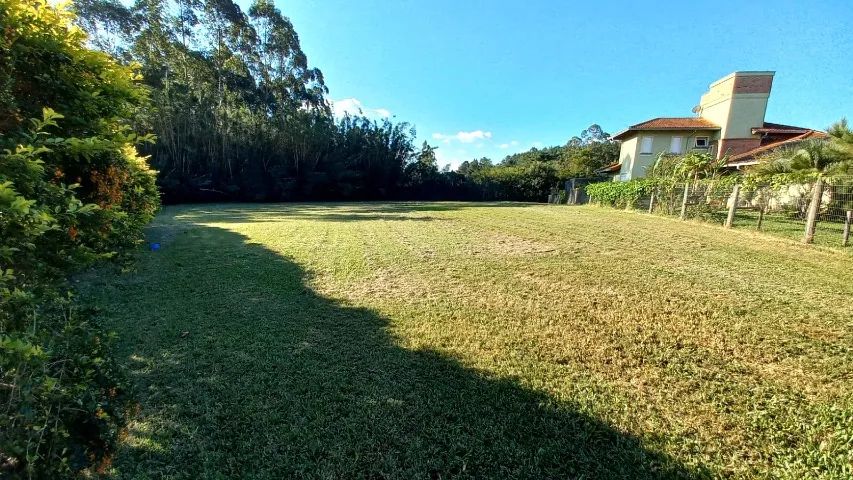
[431,130,493,144]
[331,98,391,118]
[499,140,519,149]
[457,130,492,143]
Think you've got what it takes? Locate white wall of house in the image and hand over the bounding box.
[616,137,638,181]
[618,130,716,179]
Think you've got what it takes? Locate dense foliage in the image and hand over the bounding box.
[452,129,618,201]
[74,0,416,202]
[394,133,618,202]
[586,179,657,209]
[0,1,158,476]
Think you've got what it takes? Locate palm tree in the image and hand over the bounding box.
[749,119,853,177]
[748,140,851,176]
[649,151,725,182]
[827,118,853,145]
[826,118,853,175]
[674,151,726,183]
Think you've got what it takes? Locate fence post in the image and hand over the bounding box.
[757,207,765,230]
[843,210,852,247]
[803,178,824,244]
[725,184,740,228]
[648,191,655,214]
[679,183,690,220]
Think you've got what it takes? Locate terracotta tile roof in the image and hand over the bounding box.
[727,130,829,165]
[752,122,812,135]
[596,162,621,174]
[613,117,719,140]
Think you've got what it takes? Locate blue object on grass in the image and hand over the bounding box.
[150,242,161,251]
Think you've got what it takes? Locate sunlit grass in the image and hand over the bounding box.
[81,202,853,479]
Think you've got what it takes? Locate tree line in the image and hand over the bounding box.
[75,0,617,203]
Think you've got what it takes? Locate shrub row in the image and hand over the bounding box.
[585,179,659,208]
[1,2,159,477]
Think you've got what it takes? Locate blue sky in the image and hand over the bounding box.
[277,0,853,169]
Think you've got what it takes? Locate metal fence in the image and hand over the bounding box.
[584,176,853,249]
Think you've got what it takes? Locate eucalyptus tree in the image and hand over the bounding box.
[71,0,425,202]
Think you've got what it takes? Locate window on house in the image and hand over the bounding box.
[695,136,709,148]
[670,136,683,154]
[640,136,653,154]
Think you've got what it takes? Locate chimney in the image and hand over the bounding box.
[698,71,774,158]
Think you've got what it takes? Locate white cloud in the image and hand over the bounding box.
[498,140,520,149]
[432,130,493,144]
[458,130,492,143]
[331,98,391,119]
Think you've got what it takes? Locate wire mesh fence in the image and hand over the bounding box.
[586,176,853,249]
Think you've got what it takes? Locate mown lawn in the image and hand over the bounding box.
[80,202,853,479]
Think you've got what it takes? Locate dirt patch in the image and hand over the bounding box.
[339,267,428,301]
[466,233,558,256]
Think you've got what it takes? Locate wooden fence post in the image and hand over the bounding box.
[756,207,765,230]
[679,183,690,220]
[803,178,824,244]
[843,210,852,247]
[725,184,740,228]
[648,191,655,214]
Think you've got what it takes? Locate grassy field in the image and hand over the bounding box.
[689,208,851,249]
[80,202,853,479]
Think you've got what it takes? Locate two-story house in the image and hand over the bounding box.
[604,71,825,180]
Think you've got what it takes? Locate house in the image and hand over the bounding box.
[601,71,826,180]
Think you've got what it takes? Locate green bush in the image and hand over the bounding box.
[585,179,657,208]
[0,1,158,477]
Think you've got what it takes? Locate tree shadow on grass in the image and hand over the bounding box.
[168,201,535,224]
[89,221,711,479]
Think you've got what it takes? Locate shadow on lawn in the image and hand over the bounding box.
[169,201,534,224]
[94,220,710,479]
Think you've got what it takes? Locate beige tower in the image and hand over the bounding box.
[698,71,774,158]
